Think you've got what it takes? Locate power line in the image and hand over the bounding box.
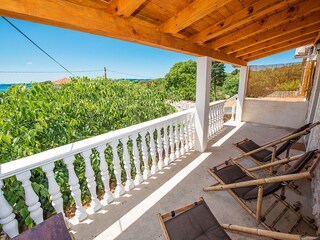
[2,17,75,76]
[0,70,102,74]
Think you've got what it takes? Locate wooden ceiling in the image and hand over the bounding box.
[1,0,320,66]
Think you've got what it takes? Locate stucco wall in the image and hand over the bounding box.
[242,98,308,128]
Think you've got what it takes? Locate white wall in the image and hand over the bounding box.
[242,98,308,128]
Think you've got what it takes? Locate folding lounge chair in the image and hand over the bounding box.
[232,122,320,166]
[157,198,318,240]
[12,213,73,240]
[204,150,320,233]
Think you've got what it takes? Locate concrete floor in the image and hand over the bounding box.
[70,122,316,240]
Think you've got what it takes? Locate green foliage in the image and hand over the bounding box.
[223,71,240,97]
[164,60,228,101]
[0,77,175,230]
[274,79,300,91]
[247,64,303,97]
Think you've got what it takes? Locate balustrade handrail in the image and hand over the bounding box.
[209,99,225,107]
[0,108,195,180]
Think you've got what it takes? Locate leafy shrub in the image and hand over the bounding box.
[0,77,175,230]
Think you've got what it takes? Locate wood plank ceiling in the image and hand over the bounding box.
[0,0,320,66]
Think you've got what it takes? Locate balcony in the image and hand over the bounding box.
[0,99,318,239]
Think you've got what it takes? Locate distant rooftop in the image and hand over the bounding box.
[53,77,71,85]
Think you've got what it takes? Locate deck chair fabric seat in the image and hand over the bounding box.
[235,123,311,162]
[213,150,316,200]
[12,213,72,240]
[163,201,231,240]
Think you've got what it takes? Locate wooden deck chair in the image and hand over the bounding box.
[232,121,320,167]
[204,150,320,233]
[157,198,318,240]
[12,213,74,240]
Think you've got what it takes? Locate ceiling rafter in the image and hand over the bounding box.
[207,0,320,49]
[159,0,233,34]
[234,23,320,58]
[222,12,320,54]
[189,0,295,44]
[0,0,246,66]
[314,30,320,44]
[243,35,316,61]
[108,0,147,17]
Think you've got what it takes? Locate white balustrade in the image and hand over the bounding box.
[81,150,102,212]
[64,156,87,222]
[96,145,114,204]
[179,119,185,155]
[0,180,19,238]
[184,115,190,152]
[163,124,170,165]
[140,131,151,179]
[0,101,228,233]
[149,128,158,174]
[156,126,164,170]
[42,163,65,217]
[110,141,125,197]
[121,137,135,191]
[16,171,43,225]
[174,120,180,158]
[169,122,175,162]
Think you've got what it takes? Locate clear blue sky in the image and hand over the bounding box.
[0,17,302,84]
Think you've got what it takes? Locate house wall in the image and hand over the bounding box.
[242,98,308,128]
[306,47,320,233]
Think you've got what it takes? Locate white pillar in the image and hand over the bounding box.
[236,66,249,122]
[194,56,211,152]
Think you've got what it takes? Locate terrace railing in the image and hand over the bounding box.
[0,101,225,238]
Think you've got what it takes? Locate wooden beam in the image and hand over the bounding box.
[189,0,295,44]
[244,39,314,62]
[233,23,320,58]
[314,30,320,44]
[159,0,232,34]
[0,0,246,66]
[207,0,320,49]
[242,34,316,60]
[222,12,320,54]
[108,0,147,17]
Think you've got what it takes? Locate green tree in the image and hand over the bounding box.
[164,60,197,100]
[223,71,240,97]
[211,61,226,100]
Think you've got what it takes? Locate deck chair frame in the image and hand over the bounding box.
[229,121,320,172]
[204,152,320,233]
[157,198,317,240]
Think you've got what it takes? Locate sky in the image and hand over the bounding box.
[0,17,302,84]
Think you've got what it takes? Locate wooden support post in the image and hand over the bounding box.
[256,185,263,224]
[270,146,277,173]
[194,56,211,152]
[235,66,248,122]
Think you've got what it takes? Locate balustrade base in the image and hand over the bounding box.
[125,180,135,191]
[115,185,125,198]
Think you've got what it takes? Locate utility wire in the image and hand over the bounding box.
[2,17,75,76]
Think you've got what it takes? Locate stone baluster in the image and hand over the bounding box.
[140,131,151,179]
[64,156,87,222]
[217,104,222,130]
[163,124,170,166]
[149,128,158,174]
[110,141,125,197]
[81,150,102,212]
[214,106,218,133]
[184,115,190,152]
[174,120,180,158]
[131,133,143,185]
[179,118,185,155]
[209,108,213,137]
[191,114,196,147]
[169,122,175,162]
[231,101,236,121]
[42,163,64,217]
[121,137,135,191]
[156,126,164,169]
[188,114,193,149]
[97,145,114,204]
[221,103,225,128]
[0,180,19,238]
[16,171,43,225]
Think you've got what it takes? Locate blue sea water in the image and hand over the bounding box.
[0,83,32,92]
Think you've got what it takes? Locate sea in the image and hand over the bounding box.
[0,83,32,92]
